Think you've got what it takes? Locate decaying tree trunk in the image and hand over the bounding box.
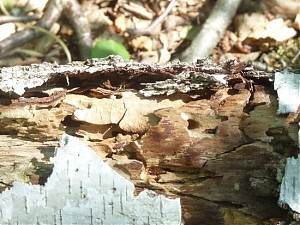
[0,56,297,224]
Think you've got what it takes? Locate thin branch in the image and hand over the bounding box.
[180,0,242,62]
[0,0,65,55]
[0,14,42,25]
[290,50,300,66]
[63,0,92,60]
[0,0,92,61]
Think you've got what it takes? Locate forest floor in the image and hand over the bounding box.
[0,0,299,70]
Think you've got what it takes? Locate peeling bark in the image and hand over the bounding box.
[0,57,295,224]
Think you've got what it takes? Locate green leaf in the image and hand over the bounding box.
[91,39,130,60]
[180,25,201,41]
[2,0,18,10]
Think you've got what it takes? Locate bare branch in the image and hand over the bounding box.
[180,0,242,62]
[0,0,65,55]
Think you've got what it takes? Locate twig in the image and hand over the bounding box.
[0,0,92,61]
[122,2,153,20]
[0,14,42,25]
[63,0,92,60]
[127,0,177,39]
[290,50,300,66]
[180,0,242,62]
[0,0,65,55]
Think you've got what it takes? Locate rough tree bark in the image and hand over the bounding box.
[0,56,297,224]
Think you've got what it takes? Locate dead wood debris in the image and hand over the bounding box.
[0,0,92,63]
[0,56,270,98]
[0,56,296,224]
[62,0,92,60]
[0,57,294,224]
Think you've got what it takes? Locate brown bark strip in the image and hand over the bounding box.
[9,90,67,108]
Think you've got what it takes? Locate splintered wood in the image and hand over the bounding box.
[0,56,296,224]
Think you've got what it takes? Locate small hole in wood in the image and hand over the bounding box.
[203,128,217,134]
[61,115,81,127]
[187,119,199,130]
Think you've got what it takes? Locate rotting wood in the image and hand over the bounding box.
[0,56,295,224]
[0,56,271,97]
[0,134,182,224]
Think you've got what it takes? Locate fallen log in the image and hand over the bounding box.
[0,56,297,224]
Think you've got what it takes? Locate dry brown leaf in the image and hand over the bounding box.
[114,14,132,33]
[130,36,153,51]
[248,18,296,42]
[235,13,297,44]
